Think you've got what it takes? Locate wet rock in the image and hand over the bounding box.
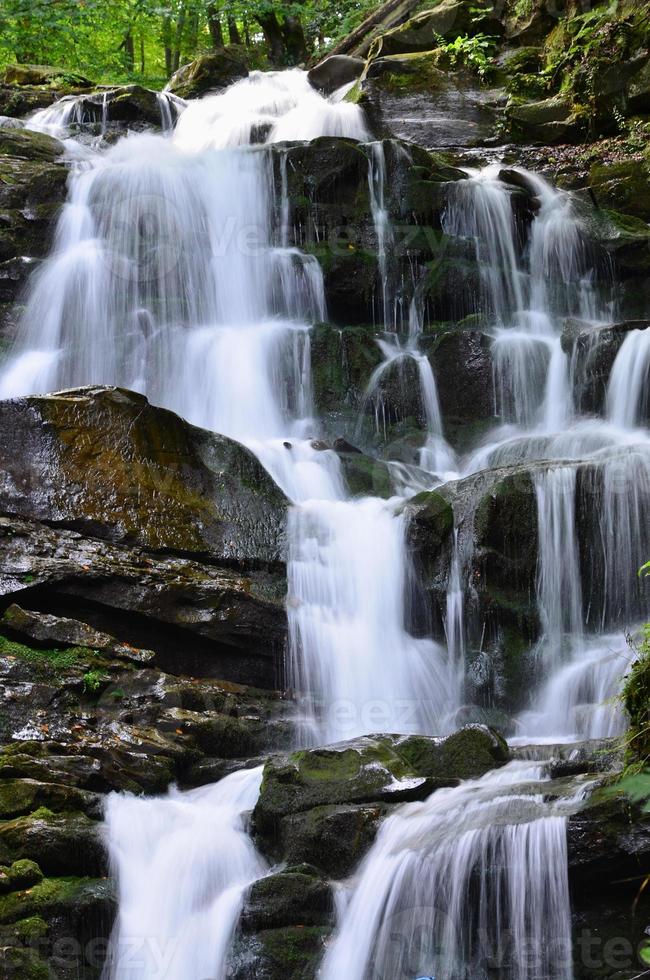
[240,867,333,932]
[277,802,389,878]
[0,128,67,306]
[589,158,650,223]
[0,513,286,687]
[564,319,650,415]
[2,604,155,665]
[308,55,365,95]
[567,790,650,894]
[507,95,584,144]
[426,325,496,449]
[230,925,329,980]
[0,386,287,564]
[0,858,42,894]
[0,777,99,820]
[0,808,105,877]
[254,727,510,847]
[167,47,248,100]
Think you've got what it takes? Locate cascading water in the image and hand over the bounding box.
[321,760,587,980]
[102,767,266,980]
[2,61,649,980]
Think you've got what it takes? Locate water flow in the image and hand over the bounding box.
[102,767,266,980]
[607,326,650,427]
[321,760,583,980]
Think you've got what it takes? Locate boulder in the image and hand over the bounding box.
[276,802,389,878]
[507,95,584,144]
[167,47,248,100]
[240,868,332,932]
[0,808,105,877]
[229,925,329,980]
[567,790,650,894]
[564,319,650,415]
[254,727,509,848]
[308,56,365,95]
[589,158,650,224]
[0,386,287,564]
[426,326,496,449]
[0,66,93,89]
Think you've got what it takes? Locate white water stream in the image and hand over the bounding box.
[1,66,649,980]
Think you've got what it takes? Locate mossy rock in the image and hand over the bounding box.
[0,777,99,820]
[0,874,111,925]
[0,945,50,980]
[395,725,510,780]
[589,158,650,223]
[0,859,43,895]
[253,735,433,839]
[230,925,329,980]
[0,128,63,163]
[1,64,93,88]
[167,47,248,99]
[0,808,105,877]
[240,868,332,932]
[276,802,388,877]
[0,386,287,564]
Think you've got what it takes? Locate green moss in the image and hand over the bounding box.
[0,875,97,924]
[14,915,48,941]
[622,625,650,764]
[0,632,94,672]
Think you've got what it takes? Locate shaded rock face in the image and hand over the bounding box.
[167,47,249,99]
[0,128,67,315]
[566,319,650,416]
[0,64,94,121]
[0,386,287,563]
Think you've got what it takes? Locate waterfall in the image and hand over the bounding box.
[607,326,650,427]
[3,63,649,979]
[321,761,582,980]
[102,767,266,980]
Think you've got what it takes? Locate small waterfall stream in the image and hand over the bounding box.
[1,66,649,979]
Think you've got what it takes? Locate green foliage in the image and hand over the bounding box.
[435,32,498,81]
[82,669,107,692]
[0,0,387,83]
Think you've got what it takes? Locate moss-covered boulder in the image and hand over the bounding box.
[589,158,650,223]
[275,802,388,878]
[0,386,287,564]
[167,47,248,99]
[507,95,584,143]
[1,65,93,89]
[254,727,510,850]
[0,859,42,894]
[240,867,332,932]
[230,924,329,980]
[567,788,650,894]
[0,808,105,877]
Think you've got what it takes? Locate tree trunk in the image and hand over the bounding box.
[255,11,286,66]
[162,15,173,76]
[281,15,308,64]
[207,3,224,48]
[140,33,145,74]
[172,6,187,73]
[324,0,420,60]
[227,15,241,45]
[121,30,135,72]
